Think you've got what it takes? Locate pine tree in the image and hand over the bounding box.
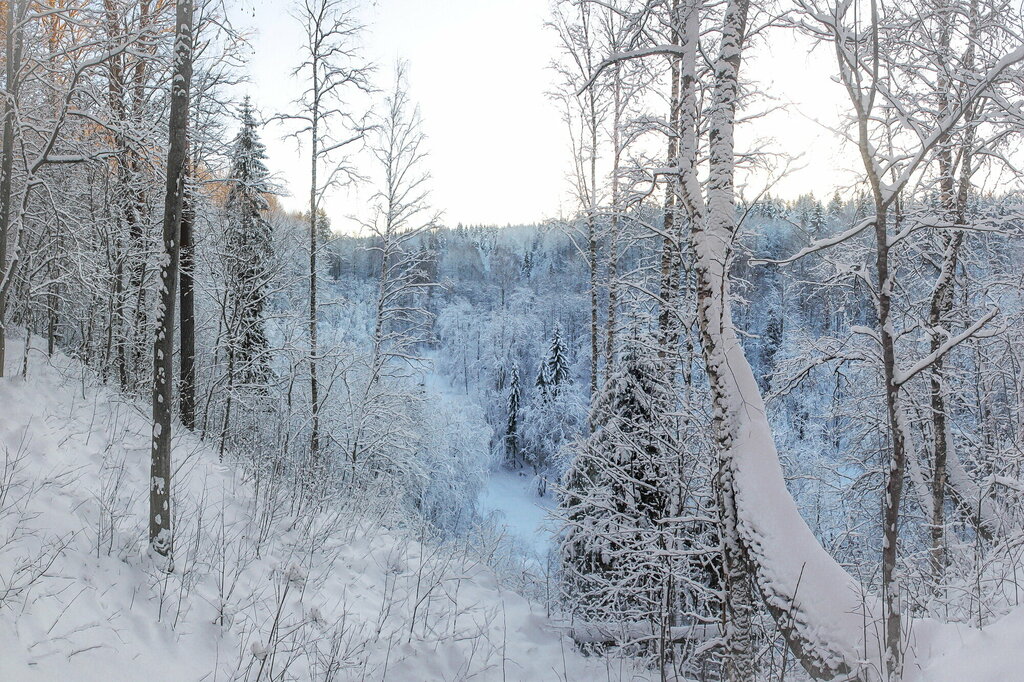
[224,97,273,387]
[505,363,521,467]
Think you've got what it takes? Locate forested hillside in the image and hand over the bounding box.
[2,0,1024,680]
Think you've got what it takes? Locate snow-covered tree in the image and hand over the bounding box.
[522,326,582,493]
[827,190,843,218]
[560,341,720,670]
[539,325,570,396]
[364,63,437,378]
[505,363,521,467]
[560,345,672,615]
[285,0,373,463]
[224,97,274,388]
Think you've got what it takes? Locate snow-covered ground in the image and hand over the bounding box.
[909,608,1024,681]
[0,337,640,681]
[478,469,556,561]
[3,337,1024,681]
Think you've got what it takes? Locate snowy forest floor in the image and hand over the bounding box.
[0,335,640,681]
[478,468,555,562]
[2,335,1024,681]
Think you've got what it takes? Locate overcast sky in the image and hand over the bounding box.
[232,0,853,232]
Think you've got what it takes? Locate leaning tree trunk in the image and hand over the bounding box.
[683,0,877,678]
[150,0,193,567]
[693,1,756,678]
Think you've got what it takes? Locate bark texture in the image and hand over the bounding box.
[150,0,194,565]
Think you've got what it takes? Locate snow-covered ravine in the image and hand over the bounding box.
[0,337,638,681]
[421,361,557,561]
[478,468,557,561]
[4,340,1022,682]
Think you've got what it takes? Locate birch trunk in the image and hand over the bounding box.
[693,3,755,677]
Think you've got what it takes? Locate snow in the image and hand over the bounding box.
[0,336,639,681]
[906,609,1024,682]
[478,469,556,560]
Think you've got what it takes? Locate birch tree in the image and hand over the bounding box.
[550,0,606,399]
[364,63,436,381]
[345,63,438,477]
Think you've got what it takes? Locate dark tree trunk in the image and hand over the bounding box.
[657,7,681,374]
[179,160,196,430]
[309,146,320,461]
[875,202,906,680]
[150,0,194,566]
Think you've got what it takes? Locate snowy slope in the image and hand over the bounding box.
[0,337,639,682]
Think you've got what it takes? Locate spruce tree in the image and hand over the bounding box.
[522,326,582,493]
[560,346,670,618]
[827,190,843,218]
[810,200,827,232]
[224,97,273,387]
[315,207,332,248]
[505,363,521,467]
[545,326,570,391]
[535,353,548,395]
[559,344,718,631]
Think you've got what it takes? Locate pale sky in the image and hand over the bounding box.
[232,0,854,231]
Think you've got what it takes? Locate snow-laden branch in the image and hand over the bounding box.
[893,308,999,386]
[751,217,874,266]
[576,45,688,95]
